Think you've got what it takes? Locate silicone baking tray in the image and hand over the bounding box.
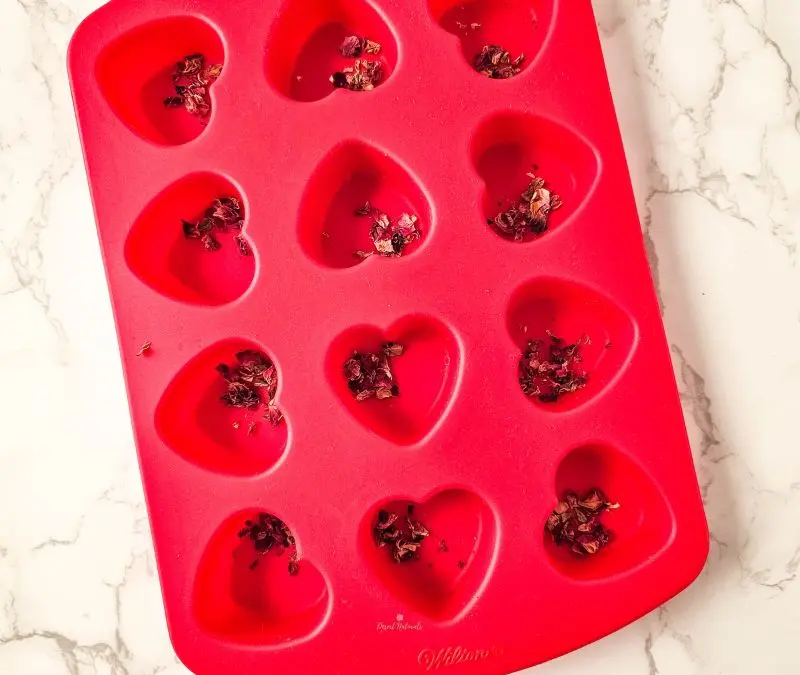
[68,1,709,673]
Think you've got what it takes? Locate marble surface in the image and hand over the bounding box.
[2,0,799,673]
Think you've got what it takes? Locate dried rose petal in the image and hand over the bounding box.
[164,53,221,121]
[183,196,245,253]
[235,234,251,257]
[473,44,524,79]
[578,488,619,513]
[519,332,588,403]
[373,507,432,563]
[331,59,383,92]
[264,404,283,426]
[345,344,403,402]
[546,489,617,557]
[211,196,242,225]
[174,53,204,78]
[355,207,421,258]
[218,350,283,425]
[201,233,220,251]
[204,63,223,80]
[382,342,404,357]
[364,39,381,55]
[376,510,399,530]
[240,513,298,572]
[354,201,372,216]
[407,517,430,541]
[492,173,561,241]
[339,35,363,58]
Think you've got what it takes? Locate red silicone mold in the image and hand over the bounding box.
[68,1,709,674]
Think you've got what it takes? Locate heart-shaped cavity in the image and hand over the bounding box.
[506,278,636,411]
[298,141,432,268]
[265,0,398,102]
[471,112,598,242]
[543,444,674,581]
[155,339,288,476]
[194,510,330,644]
[429,0,555,78]
[125,173,255,306]
[326,316,461,445]
[360,489,498,621]
[96,17,224,145]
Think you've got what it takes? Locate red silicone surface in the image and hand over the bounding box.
[68,1,709,673]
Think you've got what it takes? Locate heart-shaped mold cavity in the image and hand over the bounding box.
[96,17,224,145]
[265,0,398,102]
[543,444,674,581]
[506,278,635,411]
[429,0,555,78]
[125,173,255,306]
[326,316,461,445]
[471,112,598,242]
[326,315,461,445]
[194,510,330,644]
[298,141,432,268]
[155,339,288,476]
[360,489,498,621]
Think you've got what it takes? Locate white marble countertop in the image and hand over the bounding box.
[2,0,799,673]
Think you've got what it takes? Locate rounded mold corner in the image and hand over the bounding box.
[95,16,226,146]
[325,316,462,445]
[193,509,331,645]
[359,488,498,621]
[154,338,288,477]
[470,111,598,243]
[124,172,255,306]
[428,0,555,78]
[297,140,432,269]
[265,0,398,102]
[506,277,636,412]
[543,443,675,581]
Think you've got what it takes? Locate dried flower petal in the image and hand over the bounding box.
[407,517,430,541]
[330,59,383,92]
[364,39,382,55]
[339,35,363,58]
[518,332,588,403]
[473,44,524,79]
[218,350,283,425]
[492,173,561,241]
[545,489,617,557]
[201,233,220,251]
[373,507,431,563]
[183,196,245,254]
[355,206,421,258]
[235,234,251,257]
[345,345,403,402]
[164,53,221,122]
[211,196,242,226]
[354,201,372,216]
[240,513,298,572]
[204,63,223,80]
[382,342,404,357]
